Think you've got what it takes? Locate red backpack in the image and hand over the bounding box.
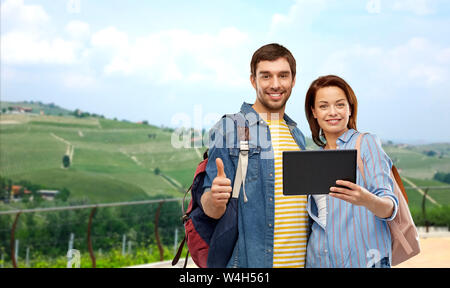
[172,150,211,268]
[172,114,249,268]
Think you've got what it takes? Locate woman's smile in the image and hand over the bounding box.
[325,118,342,126]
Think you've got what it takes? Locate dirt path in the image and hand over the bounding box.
[402,176,441,207]
[50,132,75,165]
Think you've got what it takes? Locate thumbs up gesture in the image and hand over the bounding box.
[201,158,232,219]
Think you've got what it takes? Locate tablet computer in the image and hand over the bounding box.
[282,149,357,195]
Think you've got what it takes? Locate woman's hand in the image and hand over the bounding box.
[329,180,373,207]
[330,180,395,219]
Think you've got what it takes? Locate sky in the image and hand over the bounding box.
[1,0,450,144]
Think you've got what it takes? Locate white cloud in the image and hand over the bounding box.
[319,37,450,88]
[436,48,450,63]
[269,0,327,35]
[392,0,436,15]
[1,0,49,28]
[1,0,250,87]
[1,31,78,64]
[0,0,83,65]
[91,26,129,51]
[65,21,90,40]
[91,26,250,86]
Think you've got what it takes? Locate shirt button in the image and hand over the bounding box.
[269,197,273,202]
[324,249,328,254]
[267,249,272,253]
[269,173,273,177]
[268,223,272,227]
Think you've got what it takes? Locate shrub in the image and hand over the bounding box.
[62,155,70,168]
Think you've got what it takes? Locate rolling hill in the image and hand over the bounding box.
[1,107,449,209]
[0,112,203,205]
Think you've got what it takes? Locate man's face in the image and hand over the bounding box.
[251,57,296,114]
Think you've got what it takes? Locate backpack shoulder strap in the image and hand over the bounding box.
[356,133,409,204]
[223,113,250,202]
[355,132,369,186]
[392,165,408,203]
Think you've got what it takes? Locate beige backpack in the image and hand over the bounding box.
[355,133,420,266]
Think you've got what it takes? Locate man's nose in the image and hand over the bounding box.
[270,76,281,90]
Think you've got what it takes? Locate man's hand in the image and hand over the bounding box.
[201,158,232,219]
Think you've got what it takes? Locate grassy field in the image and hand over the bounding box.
[0,114,203,205]
[1,112,449,207]
[383,144,450,179]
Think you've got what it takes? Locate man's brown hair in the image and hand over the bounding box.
[250,43,296,79]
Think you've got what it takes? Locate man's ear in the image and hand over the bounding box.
[292,75,296,88]
[250,74,257,90]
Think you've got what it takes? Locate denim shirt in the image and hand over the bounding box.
[202,102,307,268]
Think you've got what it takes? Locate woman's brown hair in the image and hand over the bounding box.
[305,75,358,147]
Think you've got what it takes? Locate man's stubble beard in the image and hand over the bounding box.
[256,89,292,112]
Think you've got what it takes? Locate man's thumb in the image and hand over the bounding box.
[215,158,226,178]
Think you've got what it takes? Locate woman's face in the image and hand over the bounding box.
[312,86,351,137]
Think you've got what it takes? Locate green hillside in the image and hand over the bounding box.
[0,101,73,116]
[383,143,450,179]
[0,113,203,205]
[1,110,449,208]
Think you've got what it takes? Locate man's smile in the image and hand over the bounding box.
[267,92,284,100]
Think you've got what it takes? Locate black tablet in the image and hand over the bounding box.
[282,149,357,195]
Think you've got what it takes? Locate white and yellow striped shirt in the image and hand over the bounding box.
[267,118,308,268]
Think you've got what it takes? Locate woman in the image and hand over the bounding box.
[304,75,399,268]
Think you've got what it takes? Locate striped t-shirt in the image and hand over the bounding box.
[267,118,308,268]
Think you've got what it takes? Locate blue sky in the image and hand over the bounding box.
[1,0,450,144]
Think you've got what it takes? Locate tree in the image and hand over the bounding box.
[62,155,71,168]
[424,150,437,157]
[154,168,161,175]
[433,172,450,184]
[0,176,6,201]
[55,188,70,202]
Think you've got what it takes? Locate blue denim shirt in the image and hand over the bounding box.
[202,102,307,268]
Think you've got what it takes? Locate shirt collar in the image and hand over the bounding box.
[239,102,297,127]
[337,129,358,143]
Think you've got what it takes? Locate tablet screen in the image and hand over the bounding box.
[282,150,357,195]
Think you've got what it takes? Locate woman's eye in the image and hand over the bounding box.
[320,105,327,109]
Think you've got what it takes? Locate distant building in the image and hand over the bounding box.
[11,185,31,200]
[10,106,33,113]
[37,189,60,200]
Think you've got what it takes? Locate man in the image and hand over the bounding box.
[201,43,308,268]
